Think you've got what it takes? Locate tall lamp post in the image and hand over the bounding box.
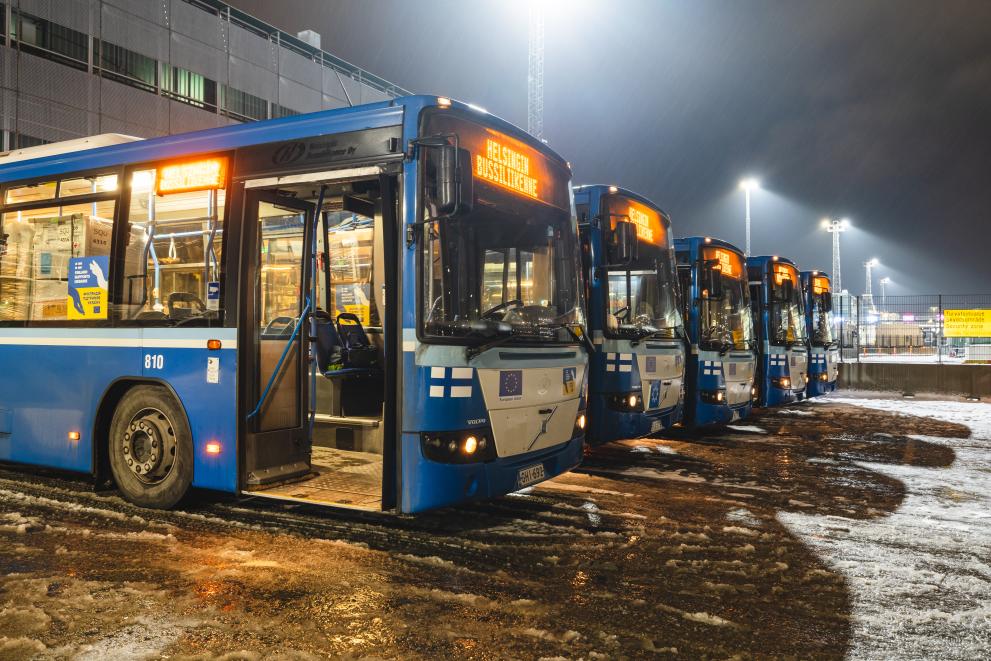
[879,277,891,309]
[821,217,849,293]
[739,178,760,256]
[864,258,879,313]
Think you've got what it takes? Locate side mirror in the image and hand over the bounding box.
[423,142,473,218]
[823,294,833,312]
[702,259,724,299]
[606,220,638,266]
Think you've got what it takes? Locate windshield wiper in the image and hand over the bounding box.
[545,322,596,355]
[465,329,532,361]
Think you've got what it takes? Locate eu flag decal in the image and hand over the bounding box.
[649,381,662,409]
[562,367,576,395]
[645,356,657,373]
[499,370,523,399]
[729,362,737,376]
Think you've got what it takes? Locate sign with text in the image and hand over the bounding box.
[604,195,667,246]
[702,246,744,280]
[66,256,109,320]
[422,110,571,210]
[944,309,991,338]
[812,275,831,295]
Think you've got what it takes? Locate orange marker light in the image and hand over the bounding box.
[207,339,222,350]
[205,442,222,455]
[156,158,227,194]
[68,431,81,441]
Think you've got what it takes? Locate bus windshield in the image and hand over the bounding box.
[420,110,582,344]
[810,276,834,346]
[700,247,753,351]
[603,195,682,340]
[769,264,807,346]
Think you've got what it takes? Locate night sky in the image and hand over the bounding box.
[230,0,991,295]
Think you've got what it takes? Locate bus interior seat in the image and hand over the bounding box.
[334,313,378,369]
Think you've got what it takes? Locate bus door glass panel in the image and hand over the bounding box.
[322,210,379,328]
[256,201,308,432]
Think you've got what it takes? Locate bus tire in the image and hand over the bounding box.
[108,385,194,509]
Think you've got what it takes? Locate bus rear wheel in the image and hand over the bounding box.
[108,385,193,509]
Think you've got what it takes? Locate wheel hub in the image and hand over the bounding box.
[121,407,177,484]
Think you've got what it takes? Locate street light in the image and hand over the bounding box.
[738,178,760,256]
[821,217,849,293]
[879,277,891,308]
[864,257,879,313]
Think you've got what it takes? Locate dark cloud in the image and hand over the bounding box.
[230,0,991,293]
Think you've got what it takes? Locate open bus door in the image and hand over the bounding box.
[240,190,316,487]
[236,170,400,512]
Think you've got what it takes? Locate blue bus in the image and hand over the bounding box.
[674,237,756,426]
[0,96,588,513]
[801,270,839,396]
[575,185,685,444]
[746,255,809,407]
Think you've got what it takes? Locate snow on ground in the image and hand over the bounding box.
[779,395,991,660]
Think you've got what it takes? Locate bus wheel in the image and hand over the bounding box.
[108,385,193,509]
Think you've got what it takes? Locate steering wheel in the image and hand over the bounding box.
[481,299,523,319]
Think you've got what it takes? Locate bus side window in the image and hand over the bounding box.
[120,169,225,323]
[0,199,116,323]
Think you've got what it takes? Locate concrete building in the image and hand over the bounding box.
[0,0,410,151]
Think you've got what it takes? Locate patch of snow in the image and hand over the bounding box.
[779,397,991,660]
[726,424,767,433]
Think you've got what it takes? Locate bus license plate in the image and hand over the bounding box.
[517,463,546,488]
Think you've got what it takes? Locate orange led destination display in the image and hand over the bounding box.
[703,246,744,279]
[812,275,831,294]
[156,157,228,194]
[475,138,539,200]
[605,196,666,246]
[773,262,798,286]
[422,110,570,210]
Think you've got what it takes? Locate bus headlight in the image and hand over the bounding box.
[819,372,829,382]
[607,393,642,412]
[577,413,586,430]
[772,377,792,390]
[699,389,726,405]
[421,429,496,464]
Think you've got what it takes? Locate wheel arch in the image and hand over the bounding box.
[92,377,191,484]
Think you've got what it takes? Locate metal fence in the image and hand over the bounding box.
[834,294,991,364]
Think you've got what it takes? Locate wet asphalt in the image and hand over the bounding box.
[0,398,976,660]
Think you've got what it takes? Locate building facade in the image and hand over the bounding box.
[0,0,410,151]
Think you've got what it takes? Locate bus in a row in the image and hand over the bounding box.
[0,95,837,513]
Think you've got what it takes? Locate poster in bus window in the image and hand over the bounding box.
[334,283,371,326]
[66,256,109,320]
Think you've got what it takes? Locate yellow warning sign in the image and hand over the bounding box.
[944,309,991,338]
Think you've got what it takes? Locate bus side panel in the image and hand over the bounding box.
[0,342,142,472]
[142,343,238,493]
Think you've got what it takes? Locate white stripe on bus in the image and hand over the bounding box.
[0,337,237,349]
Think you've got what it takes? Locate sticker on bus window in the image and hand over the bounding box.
[207,281,220,311]
[66,256,109,320]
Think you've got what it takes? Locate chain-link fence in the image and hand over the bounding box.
[834,294,991,364]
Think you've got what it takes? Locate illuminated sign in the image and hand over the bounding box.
[703,247,742,279]
[156,158,228,194]
[812,276,831,295]
[474,138,539,200]
[606,196,666,246]
[773,263,797,286]
[422,110,571,210]
[944,309,991,338]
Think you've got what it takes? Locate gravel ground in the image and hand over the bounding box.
[0,394,988,659]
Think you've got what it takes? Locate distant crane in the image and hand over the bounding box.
[528,2,545,141]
